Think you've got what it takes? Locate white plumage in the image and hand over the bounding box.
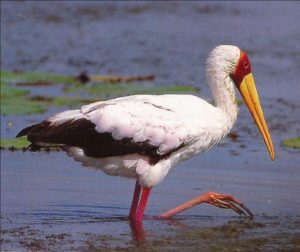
[49,93,234,187]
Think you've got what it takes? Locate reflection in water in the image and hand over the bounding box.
[2,206,299,251]
[25,207,256,243]
[129,215,255,242]
[130,220,146,241]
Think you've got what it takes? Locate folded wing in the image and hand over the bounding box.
[16,95,197,164]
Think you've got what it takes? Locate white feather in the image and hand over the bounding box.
[48,109,83,125]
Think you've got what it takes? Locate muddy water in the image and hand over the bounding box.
[1,1,300,251]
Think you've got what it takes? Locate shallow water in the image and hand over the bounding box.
[1,1,300,251]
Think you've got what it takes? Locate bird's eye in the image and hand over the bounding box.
[243,61,249,69]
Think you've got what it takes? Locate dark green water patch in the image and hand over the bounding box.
[1,71,78,85]
[1,82,46,115]
[282,137,300,149]
[0,136,30,150]
[1,71,199,115]
[0,136,61,151]
[65,82,199,97]
[29,95,100,108]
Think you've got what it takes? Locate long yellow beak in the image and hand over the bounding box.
[239,73,275,160]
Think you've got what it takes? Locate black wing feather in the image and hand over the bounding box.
[16,118,182,164]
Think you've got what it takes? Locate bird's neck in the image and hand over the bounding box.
[207,68,239,130]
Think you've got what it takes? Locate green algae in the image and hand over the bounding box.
[0,136,30,150]
[1,81,29,97]
[282,137,300,149]
[65,82,199,97]
[1,82,46,115]
[1,71,78,85]
[1,71,199,115]
[0,136,61,151]
[29,95,99,108]
[52,96,100,108]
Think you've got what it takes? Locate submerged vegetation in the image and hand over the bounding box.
[1,82,46,115]
[282,137,300,149]
[1,71,78,85]
[1,70,199,116]
[0,136,30,150]
[65,82,198,97]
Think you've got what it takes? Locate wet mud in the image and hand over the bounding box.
[1,216,300,251]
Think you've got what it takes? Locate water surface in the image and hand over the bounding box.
[1,1,300,251]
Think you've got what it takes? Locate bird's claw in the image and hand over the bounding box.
[207,192,253,217]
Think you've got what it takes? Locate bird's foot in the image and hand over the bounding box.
[203,192,253,217]
[158,191,253,219]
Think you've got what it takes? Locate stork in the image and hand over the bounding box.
[16,45,275,225]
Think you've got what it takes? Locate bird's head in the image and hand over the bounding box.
[225,45,275,161]
[208,45,275,161]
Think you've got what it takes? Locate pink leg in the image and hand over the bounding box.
[129,181,142,220]
[129,181,152,223]
[135,187,151,223]
[158,191,253,219]
[130,186,151,241]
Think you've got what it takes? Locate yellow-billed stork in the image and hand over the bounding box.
[16,45,275,224]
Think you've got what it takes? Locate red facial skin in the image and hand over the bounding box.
[230,51,252,88]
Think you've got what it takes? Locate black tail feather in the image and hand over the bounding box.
[16,123,42,138]
[16,121,61,150]
[14,118,182,163]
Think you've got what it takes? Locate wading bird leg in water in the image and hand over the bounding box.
[130,219,146,241]
[129,181,151,241]
[158,192,253,219]
[129,181,142,220]
[129,181,152,223]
